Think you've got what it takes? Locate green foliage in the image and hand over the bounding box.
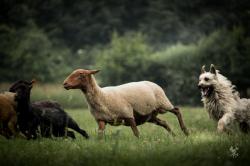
[0,21,73,82]
[96,32,152,85]
[94,28,250,105]
[1,0,250,105]
[1,108,250,166]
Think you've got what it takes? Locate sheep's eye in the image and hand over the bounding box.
[78,74,84,79]
[204,77,209,81]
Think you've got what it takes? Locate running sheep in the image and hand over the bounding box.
[63,69,189,138]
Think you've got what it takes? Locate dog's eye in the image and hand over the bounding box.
[204,77,209,81]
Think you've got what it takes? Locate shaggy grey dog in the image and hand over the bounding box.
[198,64,250,133]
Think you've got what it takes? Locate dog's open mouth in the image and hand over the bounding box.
[200,86,213,97]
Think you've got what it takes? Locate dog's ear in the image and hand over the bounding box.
[201,65,206,74]
[209,64,216,75]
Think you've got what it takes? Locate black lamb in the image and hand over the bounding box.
[9,80,89,139]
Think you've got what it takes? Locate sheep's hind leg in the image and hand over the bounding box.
[149,117,175,136]
[168,107,189,136]
[124,118,139,138]
[97,120,106,139]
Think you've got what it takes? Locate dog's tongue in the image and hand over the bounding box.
[201,88,209,97]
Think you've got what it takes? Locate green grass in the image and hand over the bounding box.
[0,83,88,108]
[1,107,250,166]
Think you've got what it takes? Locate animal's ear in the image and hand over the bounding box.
[31,79,36,84]
[201,65,206,74]
[29,79,36,87]
[209,64,216,75]
[89,70,100,75]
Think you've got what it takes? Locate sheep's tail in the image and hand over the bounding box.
[67,118,89,139]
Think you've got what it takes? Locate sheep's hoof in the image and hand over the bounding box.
[170,132,176,137]
[183,128,189,136]
[97,131,104,140]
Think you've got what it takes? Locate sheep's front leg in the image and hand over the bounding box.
[124,118,139,138]
[97,120,106,139]
[217,112,235,133]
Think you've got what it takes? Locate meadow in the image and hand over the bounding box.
[0,83,88,109]
[1,107,250,166]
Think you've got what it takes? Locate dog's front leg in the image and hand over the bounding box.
[217,112,235,133]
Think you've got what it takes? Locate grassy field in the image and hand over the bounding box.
[1,107,250,166]
[0,83,88,108]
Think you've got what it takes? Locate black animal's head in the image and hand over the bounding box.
[9,80,36,101]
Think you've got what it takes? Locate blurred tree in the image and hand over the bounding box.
[96,32,152,85]
[0,0,250,104]
[0,20,72,82]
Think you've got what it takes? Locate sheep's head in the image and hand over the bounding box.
[63,69,100,91]
[9,80,36,101]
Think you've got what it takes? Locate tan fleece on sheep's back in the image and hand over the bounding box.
[85,77,174,121]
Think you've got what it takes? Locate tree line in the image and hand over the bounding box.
[0,0,250,105]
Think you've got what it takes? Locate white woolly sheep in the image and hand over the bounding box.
[63,69,189,138]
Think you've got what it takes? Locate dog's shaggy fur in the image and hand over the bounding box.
[198,64,250,133]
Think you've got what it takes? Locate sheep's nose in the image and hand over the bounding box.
[63,82,68,86]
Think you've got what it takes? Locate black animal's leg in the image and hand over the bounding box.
[149,117,176,136]
[124,118,139,138]
[31,129,37,139]
[168,107,189,136]
[66,130,76,139]
[40,124,52,138]
[68,118,89,139]
[28,123,38,139]
[76,128,89,139]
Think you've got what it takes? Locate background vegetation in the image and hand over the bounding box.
[1,0,250,106]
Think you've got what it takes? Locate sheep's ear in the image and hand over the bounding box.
[209,64,216,75]
[30,79,36,86]
[89,70,100,75]
[201,65,206,74]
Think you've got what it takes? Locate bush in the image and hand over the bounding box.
[95,32,153,85]
[94,28,250,106]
